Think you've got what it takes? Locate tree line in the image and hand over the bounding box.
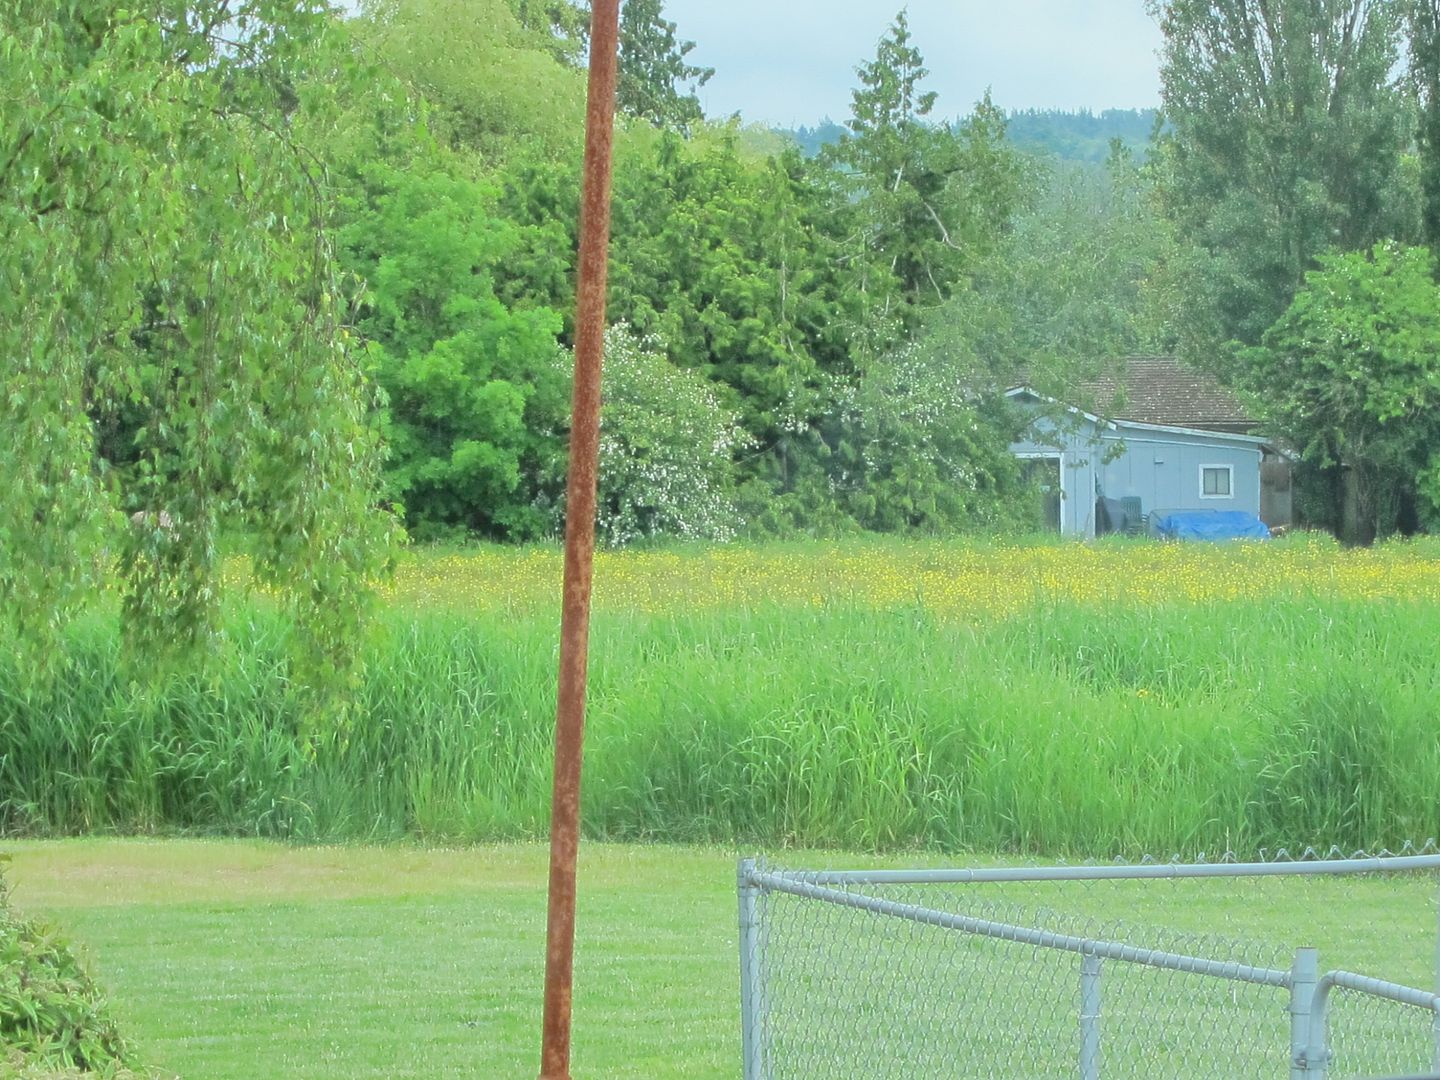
[335,3,1177,544]
[4,0,1440,704]
[1151,0,1440,541]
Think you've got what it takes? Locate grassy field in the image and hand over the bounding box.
[4,840,1436,1079]
[371,533,1440,615]
[4,841,740,1079]
[3,536,1440,854]
[6,539,1437,1077]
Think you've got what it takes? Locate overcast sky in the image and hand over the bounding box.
[661,1,1165,126]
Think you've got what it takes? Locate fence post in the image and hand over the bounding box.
[738,858,765,1080]
[1290,947,1322,1078]
[1433,877,1440,1075]
[1079,953,1102,1080]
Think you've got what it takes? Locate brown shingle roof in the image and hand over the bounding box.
[1043,356,1256,434]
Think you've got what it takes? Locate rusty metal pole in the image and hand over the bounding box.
[538,2,620,1078]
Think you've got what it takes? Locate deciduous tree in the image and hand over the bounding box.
[1,0,395,722]
[1150,0,1412,346]
[507,0,589,65]
[338,163,567,541]
[827,345,1032,533]
[1236,243,1440,541]
[553,326,751,545]
[928,145,1175,399]
[1410,0,1440,251]
[355,0,586,159]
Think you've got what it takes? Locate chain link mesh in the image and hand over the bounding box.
[742,846,1440,1080]
[1327,986,1440,1080]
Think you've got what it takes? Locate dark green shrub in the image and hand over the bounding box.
[0,862,145,1078]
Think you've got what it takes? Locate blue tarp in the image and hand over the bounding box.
[1150,510,1271,541]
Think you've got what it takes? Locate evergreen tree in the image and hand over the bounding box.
[617,0,714,130]
[828,12,1023,330]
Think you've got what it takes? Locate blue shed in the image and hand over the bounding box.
[1007,386,1271,538]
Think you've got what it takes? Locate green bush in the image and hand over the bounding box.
[0,863,145,1078]
[339,161,568,542]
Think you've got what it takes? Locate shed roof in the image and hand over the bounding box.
[1083,356,1255,434]
[1005,388,1270,447]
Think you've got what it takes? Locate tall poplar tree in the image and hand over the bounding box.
[1412,0,1440,252]
[1150,0,1410,347]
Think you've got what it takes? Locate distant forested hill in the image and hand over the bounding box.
[1004,108,1159,163]
[787,118,847,157]
[780,108,1159,164]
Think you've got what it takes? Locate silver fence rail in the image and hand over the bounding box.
[738,850,1440,1080]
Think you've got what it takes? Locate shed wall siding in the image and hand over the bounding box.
[1012,417,1098,537]
[1010,410,1262,537]
[1098,435,1261,518]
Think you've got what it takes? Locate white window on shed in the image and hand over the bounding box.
[1200,464,1233,499]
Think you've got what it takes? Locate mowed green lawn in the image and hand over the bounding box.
[5,841,744,1079]
[4,840,1436,1079]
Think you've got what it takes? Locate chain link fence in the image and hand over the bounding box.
[738,846,1440,1079]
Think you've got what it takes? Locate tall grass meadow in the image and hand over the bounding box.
[3,537,1437,855]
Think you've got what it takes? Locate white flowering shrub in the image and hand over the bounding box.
[553,325,752,546]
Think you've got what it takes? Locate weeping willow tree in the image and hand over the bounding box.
[0,0,397,729]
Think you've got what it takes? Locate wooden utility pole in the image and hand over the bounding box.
[538,2,620,1078]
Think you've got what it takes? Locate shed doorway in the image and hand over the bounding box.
[1019,454,1063,532]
